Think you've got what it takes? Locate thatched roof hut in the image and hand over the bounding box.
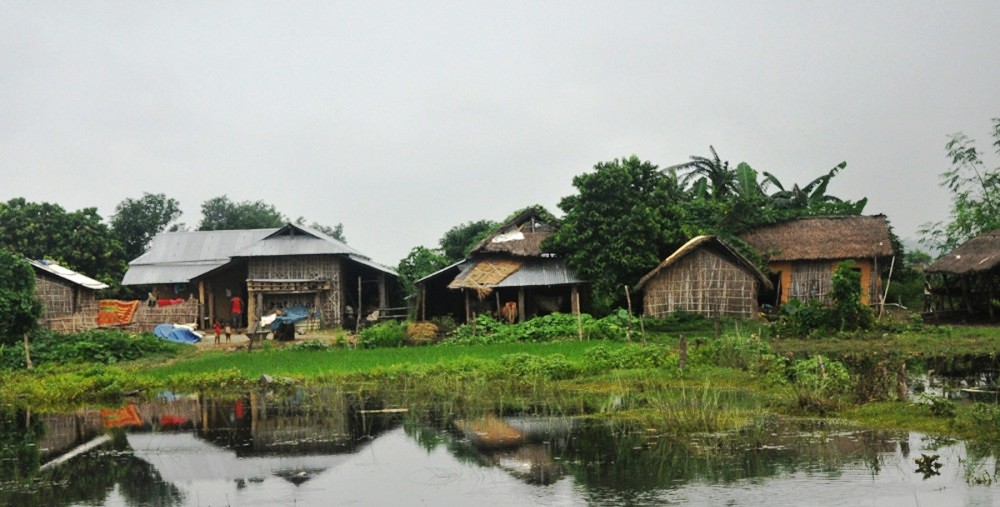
[925,228,1000,319]
[634,236,772,318]
[740,215,894,262]
[926,228,1000,276]
[416,207,586,323]
[739,215,894,305]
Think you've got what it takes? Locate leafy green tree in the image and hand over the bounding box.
[670,145,737,201]
[0,198,126,285]
[920,117,1000,253]
[0,248,41,370]
[763,161,867,216]
[439,219,498,262]
[197,195,286,230]
[548,155,688,314]
[829,261,874,331]
[396,246,450,299]
[110,193,182,261]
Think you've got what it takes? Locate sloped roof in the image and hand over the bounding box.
[739,215,894,262]
[633,236,772,292]
[123,223,393,286]
[926,228,1000,275]
[449,257,584,290]
[29,259,109,290]
[471,208,557,257]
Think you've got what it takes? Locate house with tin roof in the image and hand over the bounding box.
[122,223,398,331]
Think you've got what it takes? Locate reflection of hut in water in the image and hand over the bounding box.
[35,411,104,461]
[199,389,397,456]
[452,415,574,485]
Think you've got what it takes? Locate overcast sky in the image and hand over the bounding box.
[2,1,999,266]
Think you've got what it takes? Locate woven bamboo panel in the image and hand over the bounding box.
[249,255,340,280]
[642,249,759,318]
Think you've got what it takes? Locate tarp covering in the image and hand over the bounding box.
[96,300,140,326]
[269,305,313,330]
[153,324,202,344]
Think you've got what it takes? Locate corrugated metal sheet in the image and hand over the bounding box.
[415,260,466,285]
[122,261,230,285]
[240,224,363,257]
[29,259,109,290]
[347,254,398,276]
[130,229,273,265]
[496,258,583,287]
[448,257,583,288]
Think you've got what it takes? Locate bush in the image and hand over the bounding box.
[584,344,678,371]
[791,355,851,413]
[444,312,632,345]
[357,321,406,349]
[0,328,182,369]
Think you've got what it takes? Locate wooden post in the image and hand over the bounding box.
[24,333,32,370]
[420,285,426,321]
[378,272,387,310]
[198,280,206,329]
[355,277,362,336]
[679,335,687,372]
[464,290,471,323]
[572,285,582,340]
[517,288,525,323]
[624,285,633,342]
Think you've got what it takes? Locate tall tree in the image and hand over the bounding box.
[920,118,1000,253]
[396,246,450,298]
[0,198,126,285]
[669,145,736,201]
[548,155,688,314]
[439,219,498,262]
[197,196,286,230]
[111,193,182,261]
[0,248,42,369]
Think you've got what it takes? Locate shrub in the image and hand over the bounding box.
[357,321,406,349]
[791,355,851,413]
[0,328,182,369]
[406,322,439,345]
[584,344,678,371]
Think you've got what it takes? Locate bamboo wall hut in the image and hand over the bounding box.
[415,208,587,323]
[29,259,109,332]
[925,227,1000,319]
[634,236,772,318]
[123,223,398,331]
[739,215,894,306]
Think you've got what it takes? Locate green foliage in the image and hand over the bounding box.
[0,249,41,347]
[548,156,688,314]
[0,198,126,286]
[284,340,335,351]
[957,403,1000,441]
[293,217,347,243]
[830,261,874,331]
[357,321,407,349]
[0,328,182,369]
[197,195,287,230]
[773,299,831,337]
[791,355,852,413]
[396,246,450,298]
[920,117,1000,253]
[584,344,678,371]
[496,353,575,379]
[110,192,182,261]
[438,219,499,262]
[917,393,957,419]
[445,312,631,345]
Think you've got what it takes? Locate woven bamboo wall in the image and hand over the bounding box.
[34,275,76,319]
[130,299,200,331]
[789,261,833,302]
[248,256,342,328]
[642,249,759,318]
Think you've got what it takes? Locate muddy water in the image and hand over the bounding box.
[2,389,1000,506]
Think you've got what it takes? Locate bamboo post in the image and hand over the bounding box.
[679,335,687,372]
[24,333,32,370]
[624,285,632,342]
[355,277,362,336]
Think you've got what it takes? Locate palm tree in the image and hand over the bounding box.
[668,146,736,201]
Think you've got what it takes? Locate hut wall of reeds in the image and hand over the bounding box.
[635,236,771,319]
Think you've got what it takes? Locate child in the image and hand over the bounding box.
[224,323,232,343]
[213,321,222,345]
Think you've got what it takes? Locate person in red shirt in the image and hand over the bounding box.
[230,295,243,329]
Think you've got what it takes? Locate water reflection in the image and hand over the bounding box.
[3,389,1000,506]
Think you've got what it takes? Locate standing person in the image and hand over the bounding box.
[231,294,243,329]
[923,276,933,313]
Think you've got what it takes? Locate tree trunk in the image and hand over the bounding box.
[24,333,33,370]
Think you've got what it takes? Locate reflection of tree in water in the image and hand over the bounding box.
[0,408,42,484]
[0,425,184,507]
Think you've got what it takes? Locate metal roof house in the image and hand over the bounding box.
[415,208,586,323]
[29,259,109,332]
[123,223,398,330]
[739,215,895,306]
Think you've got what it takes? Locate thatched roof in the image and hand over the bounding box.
[926,228,1000,275]
[633,235,773,292]
[470,208,556,257]
[739,215,894,262]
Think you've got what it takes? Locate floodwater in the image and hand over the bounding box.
[3,386,1000,507]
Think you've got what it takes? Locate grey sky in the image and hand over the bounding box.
[2,1,999,266]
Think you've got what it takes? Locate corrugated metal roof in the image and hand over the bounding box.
[29,259,109,290]
[415,260,466,285]
[130,229,272,265]
[347,254,398,276]
[449,257,584,288]
[122,261,230,285]
[239,223,363,257]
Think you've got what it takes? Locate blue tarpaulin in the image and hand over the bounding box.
[153,324,202,344]
[269,305,312,330]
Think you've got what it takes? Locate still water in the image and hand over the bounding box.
[2,388,1000,506]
